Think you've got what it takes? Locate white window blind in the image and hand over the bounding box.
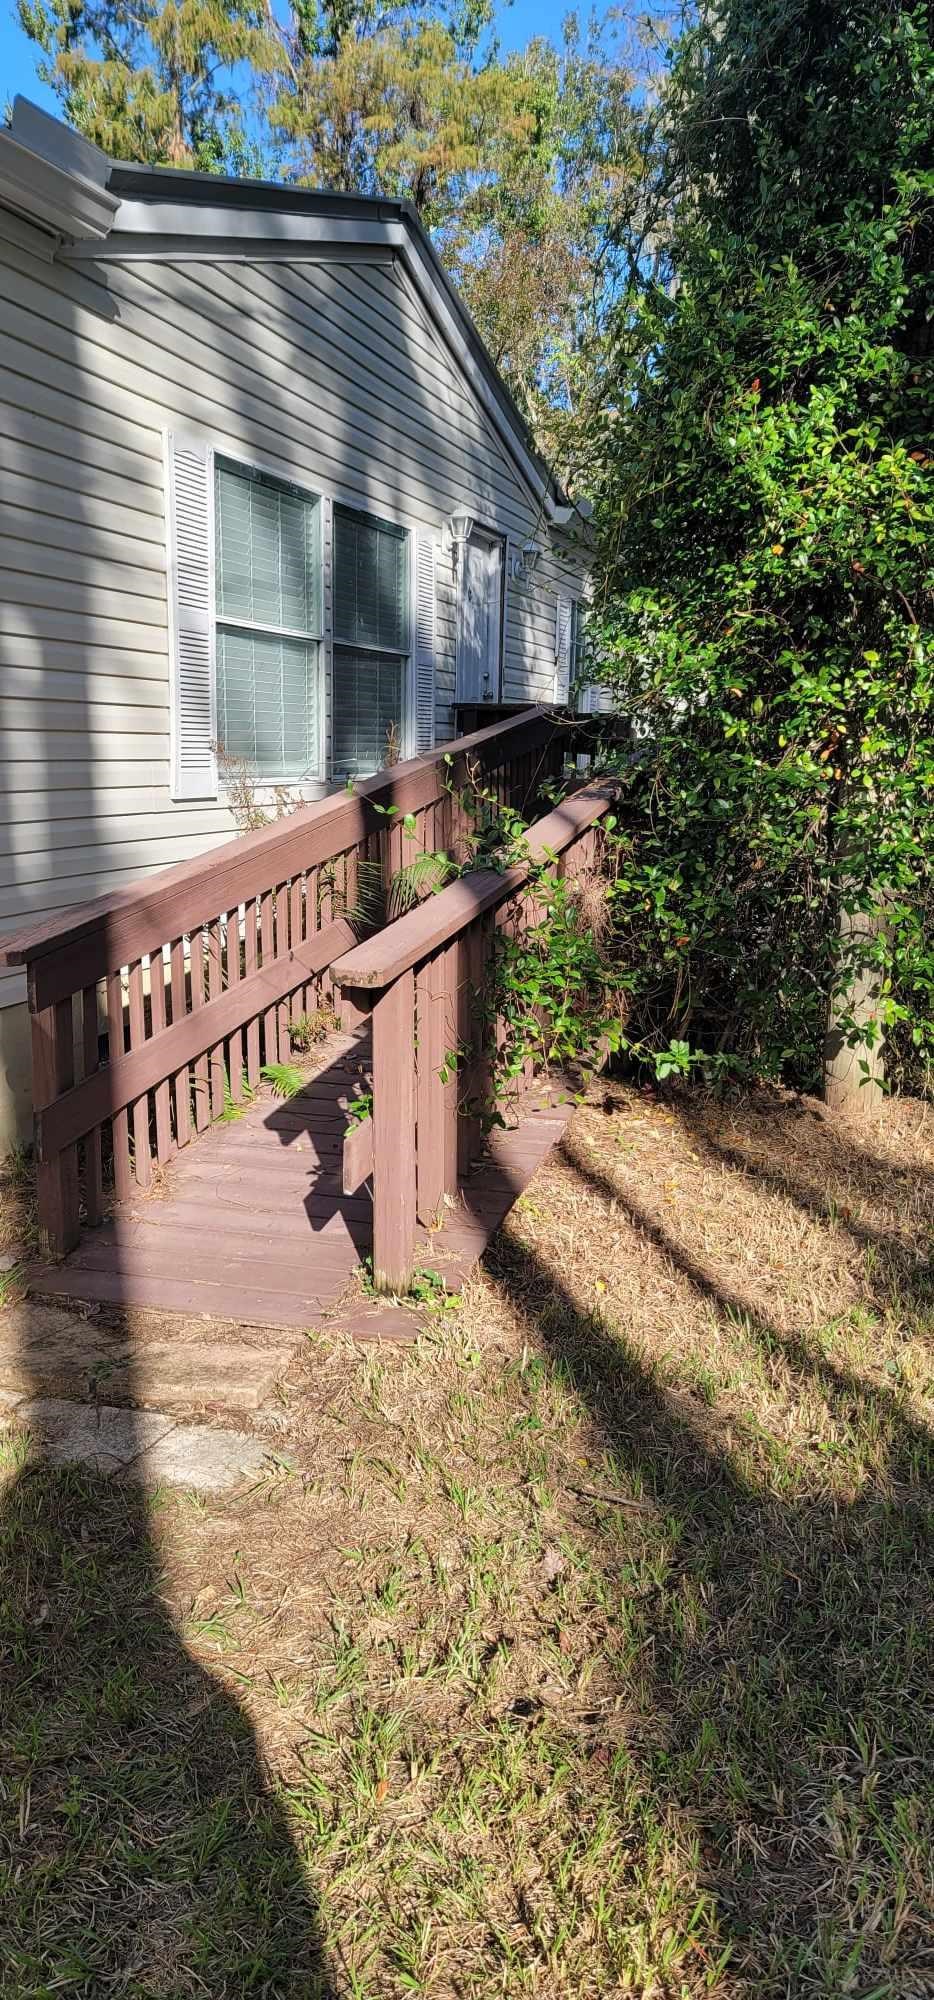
[333,506,409,775]
[214,460,322,782]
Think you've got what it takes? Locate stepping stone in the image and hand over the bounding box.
[17,1398,174,1471]
[0,1302,129,1400]
[127,1424,269,1493]
[109,1339,295,1413]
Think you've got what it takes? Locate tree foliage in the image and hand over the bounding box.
[18,0,280,167]
[591,0,934,1099]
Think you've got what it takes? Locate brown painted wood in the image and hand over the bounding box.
[342,1114,374,1195]
[288,878,303,1031]
[80,983,103,1227]
[168,938,192,1150]
[4,712,557,1007]
[30,975,80,1258]
[29,1263,334,1329]
[415,949,457,1223]
[372,970,416,1292]
[204,918,225,1118]
[332,786,615,992]
[226,907,245,1101]
[38,919,356,1156]
[260,891,277,1066]
[148,950,173,1164]
[105,970,132,1201]
[189,929,210,1134]
[243,898,260,1087]
[126,959,152,1191]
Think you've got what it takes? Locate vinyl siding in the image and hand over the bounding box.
[0,206,588,1009]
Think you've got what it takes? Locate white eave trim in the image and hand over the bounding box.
[0,129,119,241]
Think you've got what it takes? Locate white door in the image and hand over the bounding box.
[456,533,503,703]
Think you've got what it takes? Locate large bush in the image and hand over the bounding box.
[592,0,934,1099]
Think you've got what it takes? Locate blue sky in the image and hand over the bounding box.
[1,0,576,126]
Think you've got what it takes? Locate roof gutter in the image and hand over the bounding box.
[0,111,118,242]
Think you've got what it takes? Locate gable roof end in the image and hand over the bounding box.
[1,96,580,522]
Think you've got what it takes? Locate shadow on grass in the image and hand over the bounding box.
[676,1090,934,1324]
[0,1447,333,1996]
[485,1133,934,1995]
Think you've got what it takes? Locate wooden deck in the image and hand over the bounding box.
[28,1027,577,1334]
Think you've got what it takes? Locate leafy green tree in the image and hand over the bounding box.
[268,0,504,197]
[269,3,659,476]
[17,0,280,167]
[592,0,934,1106]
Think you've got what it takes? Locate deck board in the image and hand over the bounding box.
[28,1025,579,1334]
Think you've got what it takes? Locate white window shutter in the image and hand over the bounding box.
[415,531,436,754]
[554,596,572,705]
[166,432,217,800]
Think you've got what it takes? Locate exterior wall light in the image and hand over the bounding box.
[446,512,475,573]
[511,541,541,583]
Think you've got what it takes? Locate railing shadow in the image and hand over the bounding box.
[261,1021,373,1255]
[479,1130,933,1988]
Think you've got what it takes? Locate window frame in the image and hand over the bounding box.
[213,453,326,787]
[330,500,414,779]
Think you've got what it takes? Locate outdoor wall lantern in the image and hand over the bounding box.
[511,540,541,583]
[446,512,475,572]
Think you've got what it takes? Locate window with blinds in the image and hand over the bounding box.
[333,505,409,775]
[214,459,323,780]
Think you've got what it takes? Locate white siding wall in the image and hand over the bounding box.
[0,207,588,1018]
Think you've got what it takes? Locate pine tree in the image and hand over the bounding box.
[17,0,281,168]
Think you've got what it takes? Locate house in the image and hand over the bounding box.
[0,97,597,1151]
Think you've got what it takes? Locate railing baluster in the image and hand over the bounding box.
[227,905,245,1100]
[148,947,173,1163]
[126,959,152,1189]
[243,898,260,1086]
[31,975,79,1256]
[416,946,457,1224]
[260,890,278,1064]
[80,982,103,1227]
[169,937,192,1147]
[105,970,133,1198]
[288,877,303,1030]
[372,969,417,1292]
[205,917,225,1116]
[189,929,210,1132]
[275,882,291,1056]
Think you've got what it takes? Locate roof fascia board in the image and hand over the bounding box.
[0,128,119,240]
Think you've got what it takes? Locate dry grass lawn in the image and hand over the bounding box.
[1,1083,932,1997]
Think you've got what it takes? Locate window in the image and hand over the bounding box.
[332,505,409,776]
[214,459,322,781]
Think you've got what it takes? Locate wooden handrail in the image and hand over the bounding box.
[331,782,617,1293]
[1,707,560,1010]
[17,705,582,1258]
[330,784,616,993]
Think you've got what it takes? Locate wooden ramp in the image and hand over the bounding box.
[28,1027,577,1334]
